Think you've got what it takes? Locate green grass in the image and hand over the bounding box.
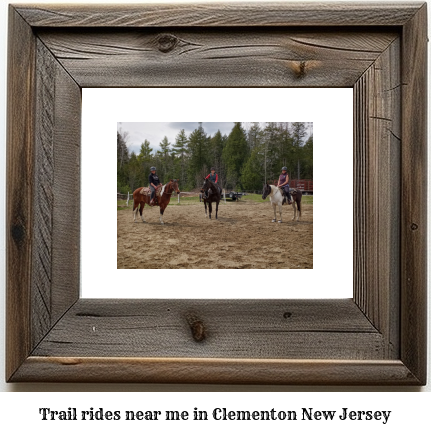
[117,199,129,210]
[241,193,264,203]
[118,194,313,210]
[242,193,313,204]
[171,196,201,205]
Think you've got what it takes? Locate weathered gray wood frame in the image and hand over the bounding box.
[6,2,427,384]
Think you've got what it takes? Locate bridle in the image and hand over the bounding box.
[160,181,180,196]
[263,184,281,199]
[202,180,220,198]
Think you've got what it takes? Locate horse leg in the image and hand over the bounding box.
[297,197,301,221]
[204,201,208,218]
[208,202,212,219]
[159,205,165,224]
[278,203,283,223]
[272,203,277,222]
[215,200,219,220]
[133,200,139,222]
[292,199,296,221]
[140,201,146,222]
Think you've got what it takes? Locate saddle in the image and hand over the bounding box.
[279,187,296,205]
[140,185,162,196]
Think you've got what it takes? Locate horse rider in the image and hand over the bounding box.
[278,166,292,205]
[204,167,220,199]
[206,167,218,184]
[149,166,161,206]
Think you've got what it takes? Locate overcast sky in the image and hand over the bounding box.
[117,122,312,155]
[117,122,235,155]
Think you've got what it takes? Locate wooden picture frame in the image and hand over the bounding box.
[6,2,427,385]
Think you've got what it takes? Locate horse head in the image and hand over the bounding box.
[169,179,181,195]
[262,182,271,200]
[201,177,210,193]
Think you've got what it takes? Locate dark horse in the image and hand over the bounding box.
[201,178,221,220]
[132,179,180,224]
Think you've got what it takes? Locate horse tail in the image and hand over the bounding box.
[131,189,137,211]
[296,191,302,213]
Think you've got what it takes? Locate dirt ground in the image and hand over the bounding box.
[117,200,313,269]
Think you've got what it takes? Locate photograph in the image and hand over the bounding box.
[117,122,313,269]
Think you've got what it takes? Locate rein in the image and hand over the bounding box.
[265,185,282,199]
[272,186,282,197]
[159,183,178,196]
[204,180,219,193]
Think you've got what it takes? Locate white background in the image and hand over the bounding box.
[82,88,353,299]
[0,0,430,428]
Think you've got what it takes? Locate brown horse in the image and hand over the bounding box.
[132,179,180,224]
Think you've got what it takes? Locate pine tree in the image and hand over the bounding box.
[247,122,263,152]
[159,136,172,181]
[209,130,227,189]
[117,130,129,168]
[172,129,188,187]
[300,134,313,179]
[137,139,153,185]
[222,122,248,189]
[127,152,141,192]
[187,123,208,188]
[291,122,308,178]
[262,122,282,183]
[241,145,264,191]
[117,130,130,191]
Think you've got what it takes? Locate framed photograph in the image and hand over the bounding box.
[84,89,352,300]
[6,2,427,384]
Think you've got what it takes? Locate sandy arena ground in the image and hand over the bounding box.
[117,200,313,269]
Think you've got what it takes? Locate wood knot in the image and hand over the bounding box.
[288,61,307,79]
[288,60,320,79]
[186,315,206,342]
[11,222,25,245]
[283,312,292,319]
[410,223,418,230]
[156,34,178,53]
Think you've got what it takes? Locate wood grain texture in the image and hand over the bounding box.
[6,8,36,381]
[32,40,56,348]
[15,2,423,27]
[353,38,401,359]
[31,39,81,350]
[400,3,427,384]
[36,29,398,88]
[6,2,427,385]
[32,299,385,360]
[50,52,81,324]
[12,357,420,385]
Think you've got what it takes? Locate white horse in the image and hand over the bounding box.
[262,183,301,223]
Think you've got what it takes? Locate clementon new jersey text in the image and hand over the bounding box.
[39,407,391,424]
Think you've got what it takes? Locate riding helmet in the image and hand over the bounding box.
[281,166,287,171]
[210,167,215,170]
[150,166,156,171]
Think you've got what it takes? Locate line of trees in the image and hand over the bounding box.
[117,122,313,194]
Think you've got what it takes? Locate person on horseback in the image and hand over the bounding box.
[206,167,218,184]
[204,167,219,199]
[278,167,292,205]
[149,166,161,206]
